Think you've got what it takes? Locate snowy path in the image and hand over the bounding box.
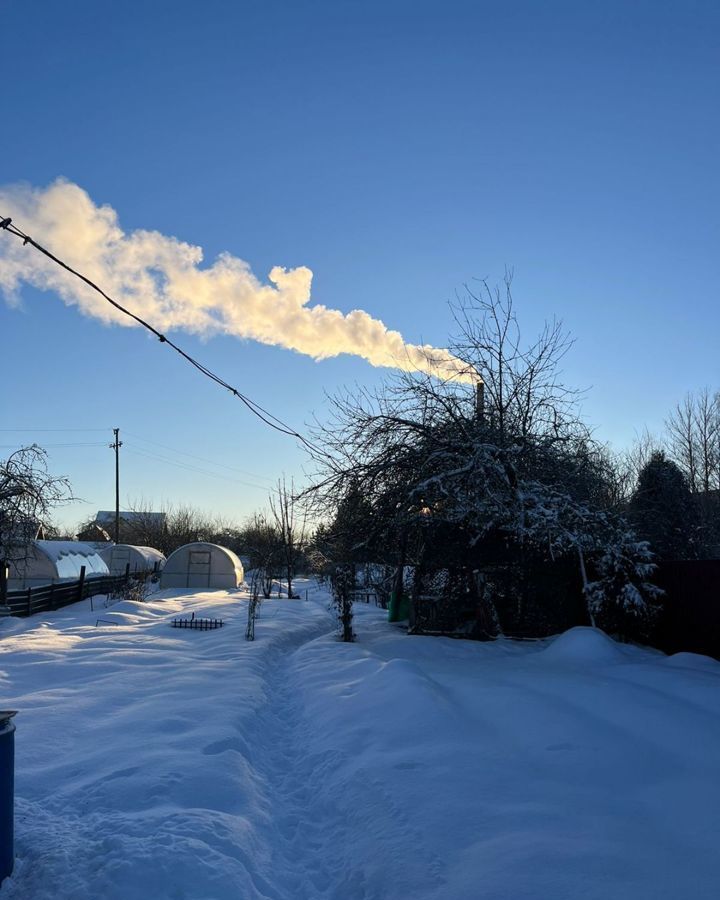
[252,633,341,899]
[0,586,339,899]
[242,605,446,899]
[1,585,445,900]
[2,583,720,899]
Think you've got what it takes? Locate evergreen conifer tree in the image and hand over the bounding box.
[629,451,698,560]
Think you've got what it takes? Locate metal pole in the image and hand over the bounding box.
[110,428,123,543]
[475,381,485,422]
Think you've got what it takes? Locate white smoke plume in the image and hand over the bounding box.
[0,180,472,382]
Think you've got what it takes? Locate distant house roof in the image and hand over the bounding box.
[95,511,167,527]
[77,523,112,543]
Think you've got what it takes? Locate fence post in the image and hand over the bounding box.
[0,561,6,608]
[26,589,31,618]
[76,566,86,605]
[49,583,55,611]
[125,563,130,584]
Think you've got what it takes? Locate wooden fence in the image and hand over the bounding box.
[1,570,139,619]
[651,559,720,659]
[409,559,720,660]
[349,589,381,607]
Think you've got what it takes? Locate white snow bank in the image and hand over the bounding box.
[541,625,629,664]
[663,650,720,672]
[1,593,720,900]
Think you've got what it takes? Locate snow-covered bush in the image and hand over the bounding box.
[107,576,152,606]
[584,534,663,640]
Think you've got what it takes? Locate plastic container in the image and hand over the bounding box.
[0,711,16,884]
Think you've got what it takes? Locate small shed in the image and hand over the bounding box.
[8,540,110,589]
[99,544,166,576]
[160,542,244,590]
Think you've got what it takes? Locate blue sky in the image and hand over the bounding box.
[1,0,718,529]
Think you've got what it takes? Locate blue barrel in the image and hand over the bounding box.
[0,711,16,884]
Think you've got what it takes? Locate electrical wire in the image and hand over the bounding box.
[123,445,271,491]
[0,441,108,449]
[122,430,275,483]
[1,426,276,484]
[0,214,327,458]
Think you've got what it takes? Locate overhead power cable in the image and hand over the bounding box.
[122,430,275,484]
[0,441,108,449]
[0,214,326,457]
[0,428,110,433]
[123,445,271,491]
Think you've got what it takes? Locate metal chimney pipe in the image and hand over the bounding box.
[475,380,485,422]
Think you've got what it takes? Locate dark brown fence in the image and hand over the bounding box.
[2,572,135,618]
[410,560,587,641]
[652,559,720,659]
[409,559,720,660]
[410,594,492,638]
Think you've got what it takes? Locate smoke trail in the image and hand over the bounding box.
[0,180,472,382]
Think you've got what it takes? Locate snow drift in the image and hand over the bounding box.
[2,589,720,900]
[541,625,629,665]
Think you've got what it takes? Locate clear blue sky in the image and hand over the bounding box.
[1,0,718,529]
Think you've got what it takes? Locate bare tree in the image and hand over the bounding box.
[666,394,700,493]
[121,499,171,550]
[0,445,73,576]
[692,388,720,494]
[664,389,720,554]
[450,272,580,444]
[240,512,281,598]
[307,276,591,546]
[124,499,242,555]
[269,477,307,599]
[664,388,720,493]
[306,279,658,636]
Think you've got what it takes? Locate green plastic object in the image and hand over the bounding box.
[388,591,410,623]
[388,590,399,622]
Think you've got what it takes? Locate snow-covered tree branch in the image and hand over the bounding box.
[305,278,660,637]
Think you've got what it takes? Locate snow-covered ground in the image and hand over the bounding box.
[1,580,720,899]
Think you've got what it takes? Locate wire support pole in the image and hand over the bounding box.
[109,428,123,543]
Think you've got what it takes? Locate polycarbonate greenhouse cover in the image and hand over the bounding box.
[35,541,109,578]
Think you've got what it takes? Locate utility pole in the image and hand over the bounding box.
[109,428,123,543]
